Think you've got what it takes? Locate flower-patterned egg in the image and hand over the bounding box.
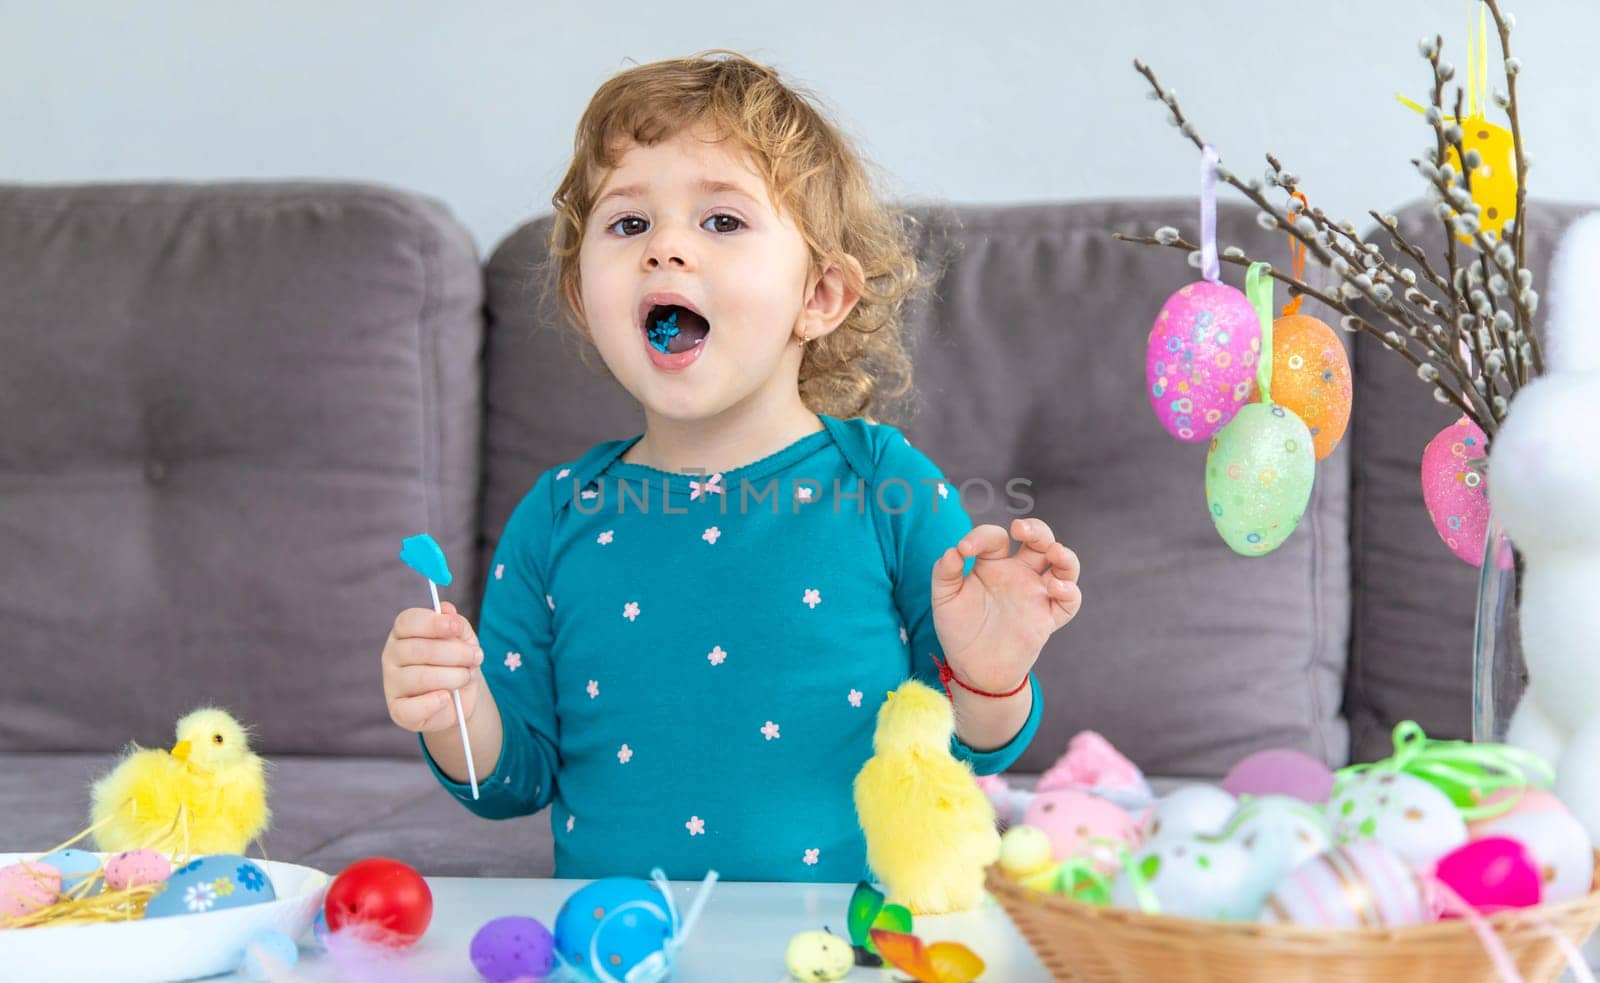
[1421,416,1513,567]
[1146,280,1262,442]
[0,862,61,919]
[36,848,101,894]
[1267,315,1351,460]
[1327,771,1468,868]
[1110,835,1256,920]
[1143,785,1238,842]
[1259,843,1429,928]
[105,850,172,891]
[1205,403,1316,555]
[1471,808,1594,904]
[1224,795,1333,913]
[144,854,277,919]
[1022,788,1139,870]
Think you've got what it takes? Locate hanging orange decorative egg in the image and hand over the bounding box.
[1265,314,1352,460]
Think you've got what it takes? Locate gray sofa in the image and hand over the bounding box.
[1,182,1588,877]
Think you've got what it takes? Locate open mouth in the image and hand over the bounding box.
[642,303,711,355]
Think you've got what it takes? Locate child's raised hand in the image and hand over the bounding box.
[930,517,1081,693]
[382,600,486,734]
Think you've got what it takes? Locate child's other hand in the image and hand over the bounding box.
[382,600,486,734]
[931,517,1081,692]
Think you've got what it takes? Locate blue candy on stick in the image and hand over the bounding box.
[399,533,478,799]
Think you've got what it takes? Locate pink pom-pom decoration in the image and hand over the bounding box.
[1421,416,1513,567]
[1036,731,1152,809]
[1146,280,1262,442]
[1221,748,1335,804]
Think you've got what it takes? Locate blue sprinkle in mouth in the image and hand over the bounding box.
[647,311,680,353]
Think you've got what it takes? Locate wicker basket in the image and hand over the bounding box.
[987,853,1600,982]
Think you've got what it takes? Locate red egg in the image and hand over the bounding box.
[1434,836,1542,913]
[324,857,434,947]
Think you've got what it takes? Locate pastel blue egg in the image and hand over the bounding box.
[239,928,299,978]
[553,878,673,980]
[37,848,101,894]
[144,854,276,919]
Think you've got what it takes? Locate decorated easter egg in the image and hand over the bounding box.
[105,849,172,891]
[784,930,854,982]
[1205,403,1316,555]
[1022,788,1139,869]
[145,854,276,919]
[471,915,556,982]
[1421,415,1503,566]
[1226,795,1333,913]
[1267,315,1351,460]
[239,928,300,978]
[1471,808,1594,903]
[0,862,61,920]
[1144,785,1238,842]
[1110,835,1256,920]
[554,877,674,980]
[1260,843,1429,927]
[1444,117,1518,242]
[1434,836,1541,912]
[37,848,101,895]
[1146,280,1262,442]
[1469,786,1569,825]
[1222,748,1336,803]
[324,857,432,946]
[1327,771,1468,867]
[998,825,1055,879]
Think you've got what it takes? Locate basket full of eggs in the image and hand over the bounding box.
[985,725,1600,983]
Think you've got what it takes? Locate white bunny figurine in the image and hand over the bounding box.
[1494,211,1600,842]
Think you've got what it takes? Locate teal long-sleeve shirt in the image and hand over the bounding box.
[423,414,1042,882]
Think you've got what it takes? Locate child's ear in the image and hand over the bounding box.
[797,255,864,343]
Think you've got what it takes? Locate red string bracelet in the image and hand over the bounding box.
[929,653,1031,700]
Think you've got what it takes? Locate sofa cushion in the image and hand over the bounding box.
[1344,199,1595,760]
[0,183,483,757]
[482,200,1351,779]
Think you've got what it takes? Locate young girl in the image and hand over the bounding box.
[380,51,1082,883]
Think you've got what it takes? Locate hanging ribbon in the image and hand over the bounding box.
[1246,262,1275,405]
[1333,721,1554,820]
[1467,1,1489,119]
[1282,192,1308,317]
[1200,145,1221,284]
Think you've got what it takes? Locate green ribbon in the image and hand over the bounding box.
[1333,720,1555,821]
[1246,261,1275,405]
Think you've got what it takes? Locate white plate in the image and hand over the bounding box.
[0,852,327,983]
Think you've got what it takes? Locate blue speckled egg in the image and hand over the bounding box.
[553,878,673,980]
[144,854,276,919]
[37,848,101,894]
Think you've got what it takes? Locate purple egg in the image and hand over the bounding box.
[1222,749,1335,803]
[471,915,555,982]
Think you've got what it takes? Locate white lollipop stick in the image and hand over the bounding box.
[430,578,479,800]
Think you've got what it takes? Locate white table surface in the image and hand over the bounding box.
[215,877,1053,982]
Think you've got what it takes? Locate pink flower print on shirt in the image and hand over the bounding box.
[504,651,522,671]
[557,468,571,480]
[686,816,706,836]
[546,594,555,611]
[797,486,814,502]
[708,646,727,666]
[803,588,821,609]
[494,564,504,580]
[689,473,724,501]
[623,601,640,621]
[848,689,863,708]
[580,488,598,501]
[761,721,780,741]
[597,530,614,545]
[586,679,599,699]
[617,744,633,764]
[566,815,575,833]
[702,526,721,545]
[938,482,949,499]
[804,849,820,866]
[899,626,908,644]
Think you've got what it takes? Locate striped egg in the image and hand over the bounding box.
[1259,843,1429,928]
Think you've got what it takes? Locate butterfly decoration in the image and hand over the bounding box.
[869,928,986,983]
[845,881,912,967]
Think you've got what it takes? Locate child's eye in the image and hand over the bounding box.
[702,213,743,233]
[607,216,648,237]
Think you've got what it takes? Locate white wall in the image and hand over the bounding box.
[3,0,1595,252]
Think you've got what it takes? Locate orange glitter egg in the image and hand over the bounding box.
[1267,314,1351,461]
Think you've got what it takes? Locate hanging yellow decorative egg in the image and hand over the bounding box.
[1446,116,1518,242]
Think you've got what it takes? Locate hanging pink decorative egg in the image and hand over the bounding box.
[1146,281,1261,442]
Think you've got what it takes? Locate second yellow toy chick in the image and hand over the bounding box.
[90,707,270,856]
[853,679,1000,914]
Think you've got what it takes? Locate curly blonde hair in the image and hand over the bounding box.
[547,50,921,421]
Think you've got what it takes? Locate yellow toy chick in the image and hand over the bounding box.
[90,707,270,856]
[853,679,1000,915]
